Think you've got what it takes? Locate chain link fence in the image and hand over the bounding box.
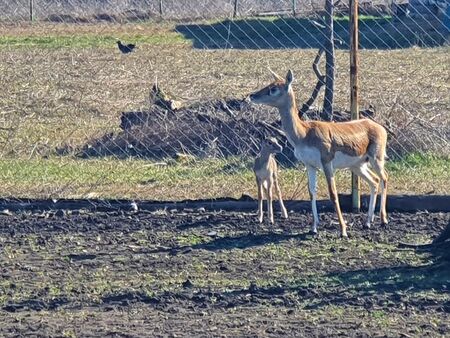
[0,0,449,201]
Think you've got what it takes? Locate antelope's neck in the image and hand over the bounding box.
[258,151,273,163]
[278,92,307,144]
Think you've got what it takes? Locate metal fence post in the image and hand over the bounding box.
[292,0,297,16]
[350,0,360,212]
[233,0,239,18]
[29,0,34,21]
[159,0,163,17]
[323,0,335,120]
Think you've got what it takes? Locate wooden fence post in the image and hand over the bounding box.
[350,0,360,212]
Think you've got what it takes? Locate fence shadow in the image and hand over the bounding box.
[303,262,450,310]
[176,16,448,50]
[216,260,450,312]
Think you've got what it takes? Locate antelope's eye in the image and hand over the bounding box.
[269,86,279,96]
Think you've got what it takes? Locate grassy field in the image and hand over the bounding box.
[0,21,449,200]
[0,153,448,200]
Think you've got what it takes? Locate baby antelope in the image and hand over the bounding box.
[253,137,289,224]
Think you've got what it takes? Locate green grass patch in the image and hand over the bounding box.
[0,154,448,199]
[389,153,450,171]
[334,14,392,22]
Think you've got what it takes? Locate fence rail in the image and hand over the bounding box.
[2,0,448,22]
[0,0,449,202]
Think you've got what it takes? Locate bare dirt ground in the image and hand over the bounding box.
[0,208,449,337]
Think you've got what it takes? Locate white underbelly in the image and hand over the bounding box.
[294,146,365,170]
[294,147,321,168]
[332,152,365,169]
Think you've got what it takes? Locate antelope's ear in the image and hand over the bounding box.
[268,67,283,82]
[286,69,294,89]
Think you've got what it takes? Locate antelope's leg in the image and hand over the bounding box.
[267,177,274,224]
[370,158,389,225]
[351,163,379,228]
[323,162,347,238]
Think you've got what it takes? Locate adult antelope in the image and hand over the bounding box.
[248,69,388,237]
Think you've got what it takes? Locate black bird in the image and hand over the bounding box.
[117,40,136,54]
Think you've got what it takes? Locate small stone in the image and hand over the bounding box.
[0,209,13,216]
[182,279,194,288]
[55,210,65,217]
[249,282,258,292]
[130,202,138,212]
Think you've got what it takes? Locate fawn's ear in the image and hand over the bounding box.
[268,67,283,82]
[285,70,294,90]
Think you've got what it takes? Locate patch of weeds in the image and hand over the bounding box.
[176,233,209,246]
[0,33,189,49]
[62,328,77,338]
[191,276,252,290]
[47,285,63,298]
[335,15,392,22]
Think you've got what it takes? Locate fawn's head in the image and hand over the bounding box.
[261,136,283,154]
[249,69,295,109]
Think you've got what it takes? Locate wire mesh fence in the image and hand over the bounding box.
[0,0,449,202]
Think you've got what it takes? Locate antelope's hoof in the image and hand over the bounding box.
[308,230,319,238]
[364,223,371,229]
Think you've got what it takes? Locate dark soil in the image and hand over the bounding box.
[0,208,449,337]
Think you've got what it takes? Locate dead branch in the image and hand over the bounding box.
[299,48,325,115]
[433,221,450,244]
[149,81,183,111]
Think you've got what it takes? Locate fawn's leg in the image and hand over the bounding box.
[306,166,319,234]
[257,178,264,223]
[273,173,288,219]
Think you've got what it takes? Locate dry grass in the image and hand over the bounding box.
[0,22,448,199]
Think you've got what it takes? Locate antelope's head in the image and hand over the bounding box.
[249,69,295,109]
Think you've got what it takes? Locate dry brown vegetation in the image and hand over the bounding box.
[0,22,448,199]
